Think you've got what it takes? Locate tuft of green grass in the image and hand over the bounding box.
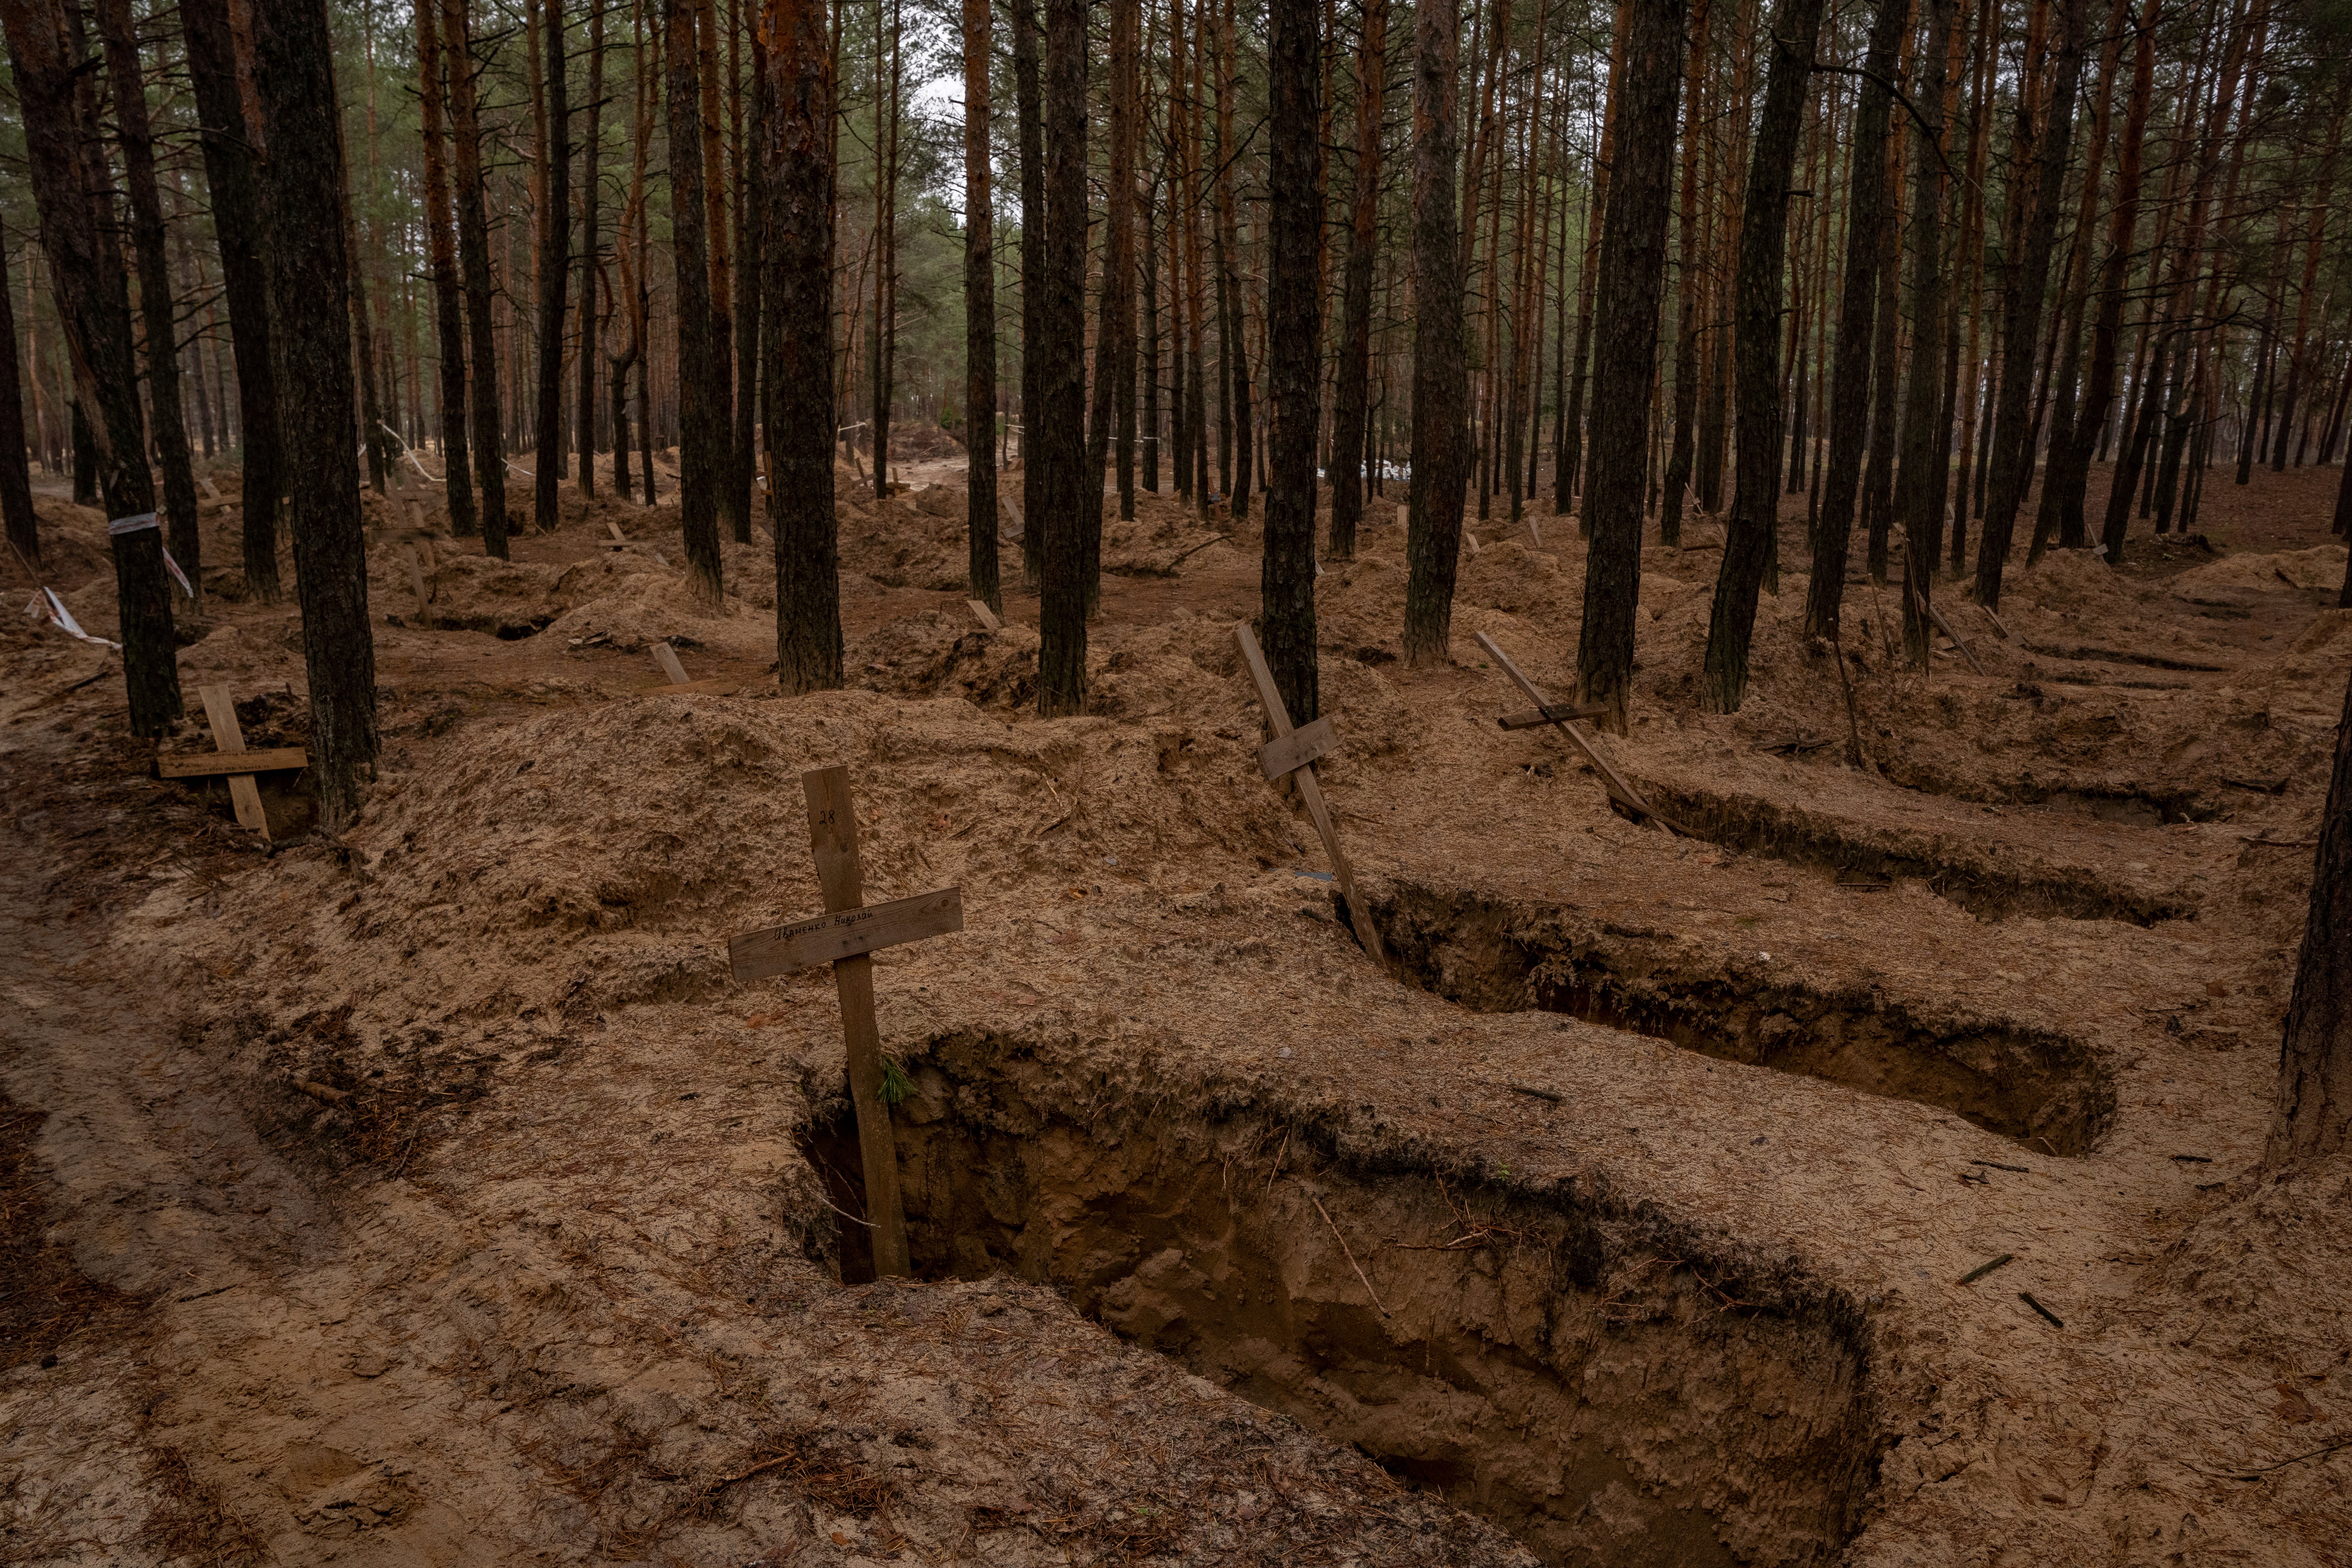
[880,1057,913,1106]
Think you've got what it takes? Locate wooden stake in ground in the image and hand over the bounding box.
[727,766,965,1277]
[156,685,310,840]
[1234,621,1387,964]
[649,641,737,695]
[1475,631,1684,834]
[967,598,1002,631]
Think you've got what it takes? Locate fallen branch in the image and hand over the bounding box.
[1955,1253,2014,1286]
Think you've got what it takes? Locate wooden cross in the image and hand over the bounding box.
[155,685,309,840]
[607,520,628,549]
[728,766,963,1278]
[1474,631,1685,835]
[1234,622,1387,964]
[650,641,736,696]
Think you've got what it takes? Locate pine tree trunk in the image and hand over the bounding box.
[1326,0,1383,561]
[96,0,203,608]
[416,0,475,532]
[1574,0,1684,724]
[2,0,177,733]
[665,0,723,597]
[2268,659,2352,1166]
[1034,0,1089,715]
[1802,0,1906,639]
[1700,0,1825,712]
[1973,0,2087,607]
[1861,127,1904,582]
[446,0,508,555]
[0,227,36,571]
[1401,0,1465,664]
[252,0,378,829]
[697,0,738,539]
[183,0,283,595]
[535,0,571,532]
[1111,0,1138,524]
[1898,0,1958,666]
[1012,0,1045,576]
[577,0,604,494]
[963,0,1000,609]
[1260,0,1322,721]
[1658,0,1713,550]
[765,0,838,691]
[733,7,764,537]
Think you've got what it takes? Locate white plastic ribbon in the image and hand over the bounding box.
[24,587,122,649]
[106,511,159,536]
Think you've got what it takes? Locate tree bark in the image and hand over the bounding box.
[2268,659,2352,1167]
[764,0,838,692]
[962,0,999,610]
[1802,0,1907,640]
[1574,0,1684,725]
[577,0,604,494]
[1034,0,1088,715]
[535,0,571,532]
[1972,0,2087,608]
[0,226,36,571]
[97,0,202,609]
[1658,0,1713,549]
[445,0,508,555]
[1327,0,1385,561]
[666,0,723,597]
[2,0,177,733]
[1259,0,1322,722]
[252,0,378,830]
[184,0,283,594]
[1898,0,1958,667]
[1699,0,1827,711]
[692,0,737,539]
[733,13,764,537]
[416,0,474,533]
[2058,0,2156,555]
[1011,0,1045,576]
[1402,0,1465,664]
[1109,0,1138,524]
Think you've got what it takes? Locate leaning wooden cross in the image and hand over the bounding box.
[1474,631,1686,836]
[727,766,964,1278]
[649,641,737,696]
[1234,622,1387,964]
[154,684,308,841]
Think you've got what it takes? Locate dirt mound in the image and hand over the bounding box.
[2169,543,2349,599]
[297,688,1297,1026]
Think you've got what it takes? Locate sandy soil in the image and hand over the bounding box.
[3,439,2349,1566]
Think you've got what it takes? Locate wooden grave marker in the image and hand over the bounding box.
[1474,631,1686,835]
[728,766,965,1277]
[405,545,433,626]
[607,520,628,549]
[157,685,308,838]
[1234,622,1388,964]
[967,599,1002,632]
[648,641,737,696]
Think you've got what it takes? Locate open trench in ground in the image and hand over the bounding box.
[799,1036,1885,1568]
[1365,879,2115,1159]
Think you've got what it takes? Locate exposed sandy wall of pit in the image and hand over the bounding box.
[1368,882,2114,1158]
[801,1038,1887,1567]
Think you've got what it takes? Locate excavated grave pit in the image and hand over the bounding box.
[799,1039,1884,1567]
[1370,882,2114,1158]
[1639,780,2199,925]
